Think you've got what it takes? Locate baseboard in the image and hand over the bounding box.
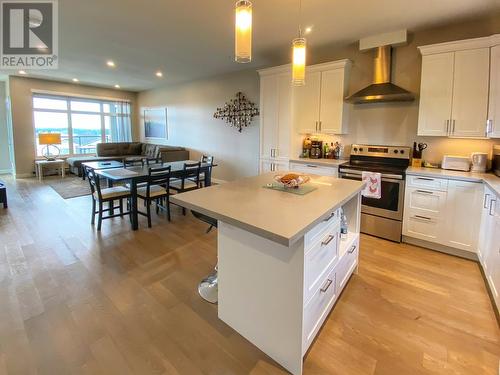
[478,265,500,327]
[15,172,34,178]
[211,178,227,184]
[402,236,478,261]
[0,169,12,175]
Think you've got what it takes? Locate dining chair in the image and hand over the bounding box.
[198,155,214,187]
[170,161,201,215]
[136,166,172,227]
[85,166,131,231]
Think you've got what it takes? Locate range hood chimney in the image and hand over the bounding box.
[345,34,415,104]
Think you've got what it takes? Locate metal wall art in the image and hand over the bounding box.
[213,92,259,132]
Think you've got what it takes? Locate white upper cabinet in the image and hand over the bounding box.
[293,71,321,134]
[450,48,490,137]
[293,60,351,135]
[488,43,500,138]
[258,67,292,160]
[418,35,499,138]
[417,53,454,136]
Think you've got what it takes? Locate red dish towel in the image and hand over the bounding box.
[361,171,382,199]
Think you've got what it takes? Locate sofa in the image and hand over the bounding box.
[66,142,189,176]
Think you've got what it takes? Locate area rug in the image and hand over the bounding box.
[45,176,91,199]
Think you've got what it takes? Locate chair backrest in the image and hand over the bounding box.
[182,161,201,189]
[145,165,171,197]
[85,166,102,200]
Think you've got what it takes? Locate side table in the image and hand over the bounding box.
[0,181,7,208]
[35,159,66,181]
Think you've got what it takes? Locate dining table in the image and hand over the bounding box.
[95,160,215,230]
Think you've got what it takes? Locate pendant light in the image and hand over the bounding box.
[292,0,306,86]
[235,0,252,63]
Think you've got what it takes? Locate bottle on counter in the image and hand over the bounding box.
[340,208,348,240]
[323,142,329,158]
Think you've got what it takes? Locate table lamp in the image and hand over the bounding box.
[38,133,61,160]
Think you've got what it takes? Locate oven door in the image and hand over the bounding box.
[339,169,405,221]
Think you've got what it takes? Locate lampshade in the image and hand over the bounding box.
[292,37,306,86]
[38,133,61,145]
[235,0,252,63]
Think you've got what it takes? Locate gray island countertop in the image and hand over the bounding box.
[171,173,364,246]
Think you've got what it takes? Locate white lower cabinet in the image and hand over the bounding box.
[289,162,338,177]
[260,158,289,173]
[478,188,500,311]
[403,176,482,253]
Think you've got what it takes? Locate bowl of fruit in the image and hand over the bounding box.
[274,173,310,189]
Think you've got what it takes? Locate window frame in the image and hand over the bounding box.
[32,94,131,158]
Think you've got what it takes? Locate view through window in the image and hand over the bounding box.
[33,94,131,156]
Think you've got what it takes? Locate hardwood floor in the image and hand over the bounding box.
[0,176,498,375]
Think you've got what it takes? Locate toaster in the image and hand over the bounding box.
[441,155,470,172]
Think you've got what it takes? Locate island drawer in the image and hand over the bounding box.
[336,238,359,292]
[289,162,338,177]
[304,208,341,248]
[407,176,448,191]
[405,187,447,218]
[303,266,337,354]
[304,228,339,304]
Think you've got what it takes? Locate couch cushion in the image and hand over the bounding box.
[160,145,185,152]
[97,143,120,156]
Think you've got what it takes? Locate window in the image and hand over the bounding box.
[33,94,131,157]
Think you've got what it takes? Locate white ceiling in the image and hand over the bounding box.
[2,0,498,92]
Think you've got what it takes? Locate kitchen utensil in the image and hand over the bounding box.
[418,143,427,152]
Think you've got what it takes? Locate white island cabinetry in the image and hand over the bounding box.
[171,174,363,375]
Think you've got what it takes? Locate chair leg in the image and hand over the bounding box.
[146,200,152,228]
[109,200,114,215]
[97,202,103,231]
[156,199,160,214]
[182,207,186,216]
[119,199,123,215]
[91,198,96,224]
[166,195,171,222]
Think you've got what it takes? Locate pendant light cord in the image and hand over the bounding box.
[298,0,302,38]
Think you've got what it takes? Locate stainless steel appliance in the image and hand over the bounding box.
[471,152,488,173]
[310,140,322,159]
[339,144,411,242]
[494,145,500,177]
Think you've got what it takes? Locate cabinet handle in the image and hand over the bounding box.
[320,278,333,293]
[484,193,491,209]
[452,119,456,134]
[319,121,322,132]
[321,234,335,246]
[486,119,492,135]
[306,164,318,168]
[416,190,434,195]
[323,212,335,222]
[348,245,356,254]
[416,177,434,181]
[315,121,318,132]
[414,215,432,221]
[489,199,496,216]
[446,119,450,134]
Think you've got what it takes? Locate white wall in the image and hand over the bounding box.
[0,81,12,174]
[137,70,260,182]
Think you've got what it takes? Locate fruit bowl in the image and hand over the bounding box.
[274,173,310,188]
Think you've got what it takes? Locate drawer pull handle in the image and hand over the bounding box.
[484,193,491,209]
[323,212,335,222]
[348,245,356,254]
[416,190,433,194]
[489,199,496,216]
[414,215,431,221]
[306,164,318,168]
[416,177,434,181]
[320,279,333,293]
[321,234,335,246]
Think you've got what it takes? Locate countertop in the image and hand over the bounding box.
[171,173,364,247]
[289,158,348,167]
[406,166,500,197]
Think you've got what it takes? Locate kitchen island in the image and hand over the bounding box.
[171,173,364,375]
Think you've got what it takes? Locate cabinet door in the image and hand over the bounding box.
[450,48,490,137]
[485,199,500,309]
[276,73,292,158]
[417,53,454,136]
[478,188,494,266]
[260,75,278,159]
[319,69,348,134]
[293,71,321,134]
[444,180,482,252]
[488,45,500,138]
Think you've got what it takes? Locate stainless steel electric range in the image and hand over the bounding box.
[338,144,411,242]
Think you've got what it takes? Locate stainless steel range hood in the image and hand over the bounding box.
[345,45,414,104]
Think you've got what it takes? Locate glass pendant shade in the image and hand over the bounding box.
[292,37,306,86]
[235,0,252,63]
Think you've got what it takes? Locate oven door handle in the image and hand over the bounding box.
[338,168,403,180]
[340,172,403,184]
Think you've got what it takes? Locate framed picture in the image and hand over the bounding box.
[143,107,168,140]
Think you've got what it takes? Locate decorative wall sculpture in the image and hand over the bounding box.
[213,92,259,132]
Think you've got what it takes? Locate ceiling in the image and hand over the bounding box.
[2,0,499,92]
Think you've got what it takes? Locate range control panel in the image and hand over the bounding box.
[350,144,411,160]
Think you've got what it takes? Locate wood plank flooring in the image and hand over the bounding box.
[0,176,498,375]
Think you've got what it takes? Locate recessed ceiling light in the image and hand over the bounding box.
[72,78,79,82]
[114,84,120,89]
[305,26,313,34]
[106,60,116,67]
[18,70,27,75]
[156,71,163,78]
